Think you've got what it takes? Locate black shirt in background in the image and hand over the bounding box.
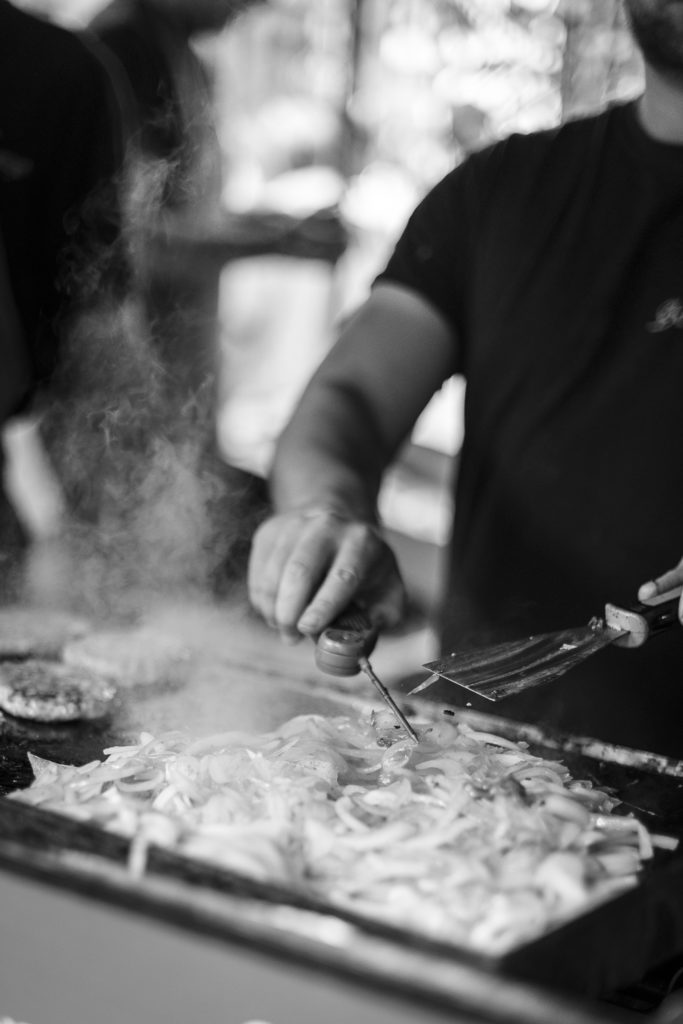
[0,0,125,398]
[89,0,221,212]
[380,102,683,756]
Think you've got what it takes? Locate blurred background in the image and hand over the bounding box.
[6,0,645,618]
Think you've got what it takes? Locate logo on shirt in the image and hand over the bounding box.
[647,299,683,333]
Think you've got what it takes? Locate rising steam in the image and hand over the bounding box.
[38,270,264,620]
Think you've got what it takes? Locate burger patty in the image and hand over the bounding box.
[0,607,90,660]
[0,660,116,722]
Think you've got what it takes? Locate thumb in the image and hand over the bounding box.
[638,559,683,608]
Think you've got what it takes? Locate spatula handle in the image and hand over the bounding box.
[606,585,682,647]
[635,588,681,633]
[314,604,379,677]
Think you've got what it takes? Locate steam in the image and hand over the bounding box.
[32,118,270,621]
[38,289,264,621]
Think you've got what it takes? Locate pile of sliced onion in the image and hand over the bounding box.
[12,711,677,953]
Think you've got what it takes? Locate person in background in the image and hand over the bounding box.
[247,0,683,759]
[0,0,126,552]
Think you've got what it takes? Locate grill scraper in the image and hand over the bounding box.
[411,585,682,703]
[314,604,419,742]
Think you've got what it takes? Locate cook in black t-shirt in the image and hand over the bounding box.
[375,101,683,754]
[247,2,683,758]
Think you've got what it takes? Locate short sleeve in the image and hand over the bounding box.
[374,142,509,372]
[376,162,476,347]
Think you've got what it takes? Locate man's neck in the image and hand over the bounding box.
[637,64,683,144]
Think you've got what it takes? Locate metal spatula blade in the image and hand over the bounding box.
[415,622,625,701]
[412,586,681,702]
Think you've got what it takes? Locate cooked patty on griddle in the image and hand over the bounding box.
[62,626,192,689]
[0,660,116,722]
[0,607,90,659]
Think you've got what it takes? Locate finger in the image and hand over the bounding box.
[248,516,313,627]
[296,524,386,635]
[295,563,361,636]
[247,519,278,605]
[273,528,338,641]
[638,558,683,603]
[366,571,408,631]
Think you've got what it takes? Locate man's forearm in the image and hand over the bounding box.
[269,382,388,523]
[267,281,456,525]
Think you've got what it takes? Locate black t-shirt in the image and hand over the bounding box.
[379,102,683,756]
[89,0,185,164]
[89,0,219,213]
[0,0,125,395]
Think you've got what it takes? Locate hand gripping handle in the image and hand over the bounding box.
[314,604,379,677]
[606,585,682,649]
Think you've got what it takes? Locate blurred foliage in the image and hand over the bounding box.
[21,0,645,223]
[204,0,645,238]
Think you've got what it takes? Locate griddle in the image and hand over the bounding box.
[1,733,682,1000]
[2,631,683,1004]
[0,534,682,1013]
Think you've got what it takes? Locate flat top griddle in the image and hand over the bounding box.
[0,553,683,1011]
[1,604,683,1001]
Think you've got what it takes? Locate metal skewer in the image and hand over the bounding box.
[359,655,419,743]
[314,604,419,744]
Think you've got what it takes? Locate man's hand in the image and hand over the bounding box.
[247,506,406,644]
[247,282,456,646]
[638,556,683,623]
